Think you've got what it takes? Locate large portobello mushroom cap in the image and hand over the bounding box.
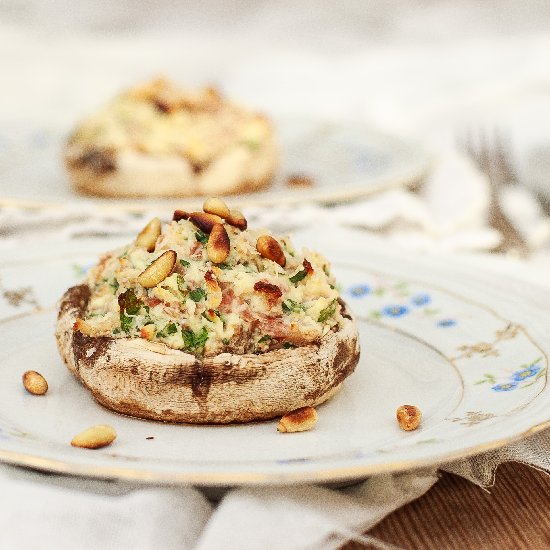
[56,285,359,424]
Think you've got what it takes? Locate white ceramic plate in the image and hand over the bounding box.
[0,117,428,209]
[0,237,549,486]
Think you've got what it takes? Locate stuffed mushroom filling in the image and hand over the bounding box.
[74,202,343,358]
[65,77,273,169]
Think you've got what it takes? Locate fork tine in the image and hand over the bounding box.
[494,130,518,186]
[458,127,529,258]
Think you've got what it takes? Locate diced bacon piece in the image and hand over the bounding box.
[303,259,314,275]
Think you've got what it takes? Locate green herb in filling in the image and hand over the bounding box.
[194,327,209,348]
[258,334,272,344]
[109,279,119,293]
[222,338,230,345]
[157,322,178,338]
[118,288,142,315]
[120,313,133,333]
[282,342,297,349]
[118,288,143,332]
[282,299,304,314]
[217,263,233,270]
[179,259,190,268]
[182,326,209,350]
[177,274,187,294]
[143,315,153,326]
[318,299,337,323]
[195,230,209,245]
[289,269,308,284]
[189,287,206,302]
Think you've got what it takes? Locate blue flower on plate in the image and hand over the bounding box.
[512,364,542,382]
[349,284,371,298]
[382,305,409,318]
[437,319,457,328]
[411,293,431,306]
[492,382,518,392]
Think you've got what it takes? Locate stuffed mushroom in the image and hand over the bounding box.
[56,198,359,423]
[64,78,278,198]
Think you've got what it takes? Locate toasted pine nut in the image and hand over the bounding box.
[137,250,177,288]
[204,270,223,309]
[22,370,48,395]
[225,209,247,230]
[188,212,223,233]
[71,425,117,449]
[278,406,317,433]
[73,317,114,337]
[396,405,422,431]
[286,174,315,188]
[135,217,161,252]
[207,223,230,264]
[256,235,286,267]
[203,197,231,219]
[173,209,190,222]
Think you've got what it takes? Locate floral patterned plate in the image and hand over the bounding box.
[0,235,549,486]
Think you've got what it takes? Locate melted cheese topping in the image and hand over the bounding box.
[82,219,343,357]
[67,78,273,165]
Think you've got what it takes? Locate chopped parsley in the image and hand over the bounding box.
[189,287,206,302]
[120,313,133,333]
[110,279,119,293]
[157,322,178,338]
[282,342,297,349]
[142,314,153,326]
[177,274,187,294]
[318,299,337,323]
[179,259,190,268]
[255,334,273,354]
[282,299,304,314]
[289,268,308,284]
[182,326,209,350]
[118,288,142,315]
[217,263,233,270]
[118,288,143,332]
[195,230,209,245]
[222,338,230,345]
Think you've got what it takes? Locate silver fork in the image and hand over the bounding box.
[462,130,530,258]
